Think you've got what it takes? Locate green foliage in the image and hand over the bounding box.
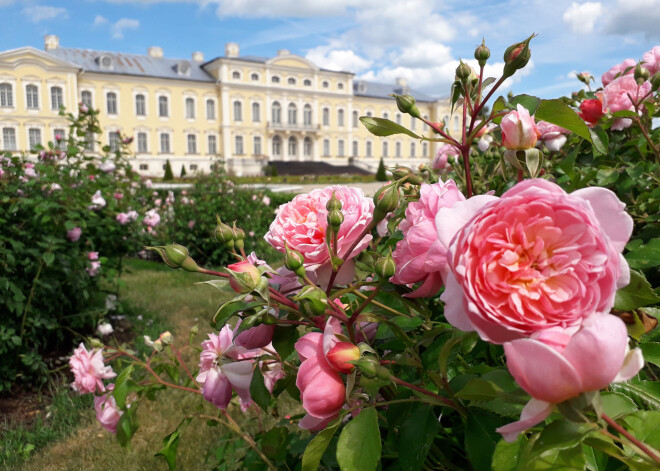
[336,408,381,471]
[180,165,187,178]
[376,157,388,181]
[163,159,174,181]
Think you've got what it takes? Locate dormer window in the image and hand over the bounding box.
[98,55,113,71]
[251,73,259,81]
[322,81,329,88]
[271,76,281,84]
[287,77,296,85]
[176,62,191,76]
[337,83,344,90]
[232,70,241,80]
[358,82,367,94]
[303,79,312,86]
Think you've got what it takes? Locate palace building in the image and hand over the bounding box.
[0,35,452,176]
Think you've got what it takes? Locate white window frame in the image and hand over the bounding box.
[25,83,41,111]
[252,101,261,122]
[159,132,172,154]
[322,107,330,126]
[80,89,94,109]
[2,126,17,151]
[338,139,345,157]
[206,98,216,121]
[207,134,218,155]
[108,130,121,152]
[137,131,149,154]
[187,133,198,154]
[253,135,262,155]
[288,103,297,125]
[50,85,64,111]
[235,135,244,155]
[337,108,345,127]
[233,100,243,122]
[323,139,330,157]
[271,101,281,124]
[105,90,119,116]
[134,92,147,117]
[185,96,196,120]
[0,82,15,108]
[27,127,42,149]
[157,93,170,119]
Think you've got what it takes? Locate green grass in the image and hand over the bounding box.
[12,258,304,471]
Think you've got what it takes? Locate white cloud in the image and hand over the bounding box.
[22,5,68,23]
[562,2,603,33]
[306,46,372,73]
[110,18,140,39]
[604,0,660,40]
[215,0,373,17]
[94,15,108,26]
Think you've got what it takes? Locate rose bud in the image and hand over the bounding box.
[327,342,360,373]
[500,104,541,150]
[375,250,396,280]
[226,259,261,293]
[474,39,490,67]
[502,34,535,78]
[456,60,472,83]
[373,183,400,221]
[634,63,650,84]
[294,285,328,317]
[147,243,200,272]
[578,98,605,127]
[284,245,306,277]
[390,94,421,119]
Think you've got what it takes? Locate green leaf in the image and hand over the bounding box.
[640,343,660,367]
[625,238,660,270]
[336,408,381,471]
[612,110,639,118]
[438,331,474,378]
[272,326,298,361]
[155,416,192,470]
[492,96,508,124]
[398,405,440,471]
[113,365,134,410]
[614,270,660,310]
[622,411,660,451]
[531,420,594,457]
[116,406,138,448]
[359,117,422,140]
[455,378,504,402]
[481,77,497,89]
[249,367,270,412]
[610,382,660,411]
[535,99,592,142]
[42,252,54,266]
[510,94,541,115]
[530,445,586,470]
[601,392,639,419]
[465,409,505,471]
[492,435,526,471]
[589,126,609,156]
[302,419,341,471]
[260,427,288,460]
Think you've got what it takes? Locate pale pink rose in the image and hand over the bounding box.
[441,179,633,344]
[601,58,636,87]
[497,314,644,442]
[69,343,116,394]
[24,163,37,179]
[536,121,570,152]
[98,161,116,173]
[265,186,374,272]
[433,144,459,171]
[188,220,196,229]
[295,319,346,430]
[113,192,123,200]
[143,209,160,228]
[79,102,89,113]
[116,213,131,225]
[94,384,123,433]
[262,195,271,206]
[196,325,256,409]
[89,190,106,211]
[252,194,257,201]
[67,227,82,242]
[154,198,162,206]
[598,75,652,114]
[144,179,153,188]
[477,135,494,152]
[391,180,465,297]
[86,261,101,277]
[88,251,99,261]
[642,46,660,75]
[500,105,541,150]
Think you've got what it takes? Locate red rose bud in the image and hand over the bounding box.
[578,99,605,126]
[474,39,490,67]
[373,183,400,221]
[327,342,360,373]
[226,259,261,293]
[502,34,535,78]
[390,94,421,119]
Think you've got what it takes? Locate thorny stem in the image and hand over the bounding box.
[633,116,660,162]
[461,95,473,198]
[601,413,660,465]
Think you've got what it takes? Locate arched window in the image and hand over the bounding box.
[287,77,296,85]
[322,81,329,88]
[235,135,244,154]
[443,115,449,127]
[208,135,217,154]
[337,83,344,90]
[0,83,13,107]
[288,103,297,125]
[272,135,282,156]
[232,71,241,80]
[322,107,330,126]
[26,85,39,109]
[206,99,215,120]
[303,104,312,126]
[352,140,358,157]
[186,97,195,119]
[50,86,63,110]
[303,79,312,86]
[411,115,416,131]
[337,109,344,127]
[106,92,117,114]
[81,90,92,108]
[383,112,389,120]
[253,136,262,155]
[288,136,297,156]
[453,116,459,132]
[272,101,281,124]
[252,102,260,122]
[158,96,169,117]
[135,94,146,116]
[271,76,280,84]
[396,113,402,125]
[338,139,345,156]
[251,73,259,81]
[422,142,428,156]
[233,100,242,121]
[304,137,312,157]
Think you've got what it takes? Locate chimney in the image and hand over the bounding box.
[395,77,407,88]
[44,35,59,51]
[148,46,163,58]
[192,51,204,63]
[277,49,290,57]
[225,42,239,58]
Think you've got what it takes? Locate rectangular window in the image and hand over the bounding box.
[158,96,169,117]
[81,90,92,108]
[28,128,41,149]
[137,132,148,153]
[135,94,146,116]
[366,141,372,157]
[160,133,171,153]
[352,111,358,128]
[53,128,66,150]
[26,85,39,109]
[109,131,121,152]
[338,139,344,157]
[323,108,330,126]
[2,128,16,150]
[253,136,262,155]
[206,99,215,120]
[50,87,63,110]
[235,135,244,155]
[208,135,217,154]
[186,98,195,119]
[234,101,242,121]
[106,92,118,115]
[252,102,260,122]
[382,142,388,158]
[338,109,344,127]
[352,141,358,157]
[190,164,198,171]
[323,139,330,157]
[85,132,95,152]
[0,84,14,107]
[139,164,149,171]
[187,134,197,154]
[411,116,416,131]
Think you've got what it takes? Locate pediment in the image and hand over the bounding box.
[0,47,79,71]
[267,55,318,71]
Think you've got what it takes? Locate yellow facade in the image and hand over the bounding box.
[0,37,452,176]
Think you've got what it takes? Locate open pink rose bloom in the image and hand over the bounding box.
[69,343,116,394]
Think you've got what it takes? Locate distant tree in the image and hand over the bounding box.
[163,159,174,181]
[376,157,387,181]
[180,165,187,178]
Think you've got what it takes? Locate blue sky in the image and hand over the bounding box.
[2,0,659,99]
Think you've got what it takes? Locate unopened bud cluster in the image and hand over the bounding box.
[214,217,246,252]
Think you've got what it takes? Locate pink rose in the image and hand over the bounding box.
[88,251,99,261]
[67,227,82,242]
[235,323,276,349]
[500,105,541,150]
[86,261,101,277]
[391,180,465,297]
[94,384,123,433]
[98,161,116,173]
[226,259,261,293]
[598,75,652,114]
[601,58,635,87]
[89,190,106,211]
[143,209,160,228]
[433,144,459,171]
[262,195,271,206]
[295,319,346,430]
[536,121,570,152]
[69,343,116,394]
[642,46,660,75]
[113,192,123,200]
[196,325,256,410]
[440,179,632,344]
[116,213,131,225]
[265,186,374,272]
[496,314,644,442]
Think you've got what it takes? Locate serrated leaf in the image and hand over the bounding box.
[336,408,381,471]
[625,238,660,270]
[302,418,341,471]
[589,126,609,156]
[610,381,660,411]
[531,420,595,457]
[614,270,660,310]
[535,99,592,142]
[510,94,541,115]
[360,117,422,140]
[249,367,270,412]
[465,409,505,471]
[456,378,504,402]
[155,416,192,470]
[492,96,508,124]
[398,405,440,471]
